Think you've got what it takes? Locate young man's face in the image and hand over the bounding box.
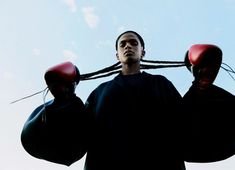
[195,63,220,89]
[48,82,75,99]
[116,32,145,64]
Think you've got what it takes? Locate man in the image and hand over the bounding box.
[21,30,185,170]
[183,44,235,162]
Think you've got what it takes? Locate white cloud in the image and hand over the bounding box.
[117,26,126,33]
[2,71,13,80]
[62,50,78,62]
[82,6,100,29]
[96,40,112,49]
[63,0,77,13]
[32,48,41,56]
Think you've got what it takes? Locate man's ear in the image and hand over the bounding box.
[116,53,120,60]
[141,50,146,59]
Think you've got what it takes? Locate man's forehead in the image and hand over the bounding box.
[118,33,139,42]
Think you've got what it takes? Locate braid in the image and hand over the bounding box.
[141,59,185,64]
[11,59,235,104]
[80,59,186,81]
[80,62,121,80]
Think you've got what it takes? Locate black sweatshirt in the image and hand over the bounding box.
[21,71,186,170]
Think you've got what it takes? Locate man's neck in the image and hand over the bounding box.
[121,62,141,75]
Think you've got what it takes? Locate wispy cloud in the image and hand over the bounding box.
[117,26,126,33]
[1,71,13,80]
[62,50,78,62]
[82,6,100,29]
[63,0,77,13]
[32,48,41,56]
[96,40,112,49]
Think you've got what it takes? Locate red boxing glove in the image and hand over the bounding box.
[185,44,222,75]
[44,62,80,99]
[188,44,222,67]
[44,61,80,86]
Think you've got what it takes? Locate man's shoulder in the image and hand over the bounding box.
[211,84,235,97]
[94,79,115,92]
[142,71,169,81]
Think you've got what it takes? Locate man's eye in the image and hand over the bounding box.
[130,40,138,46]
[120,42,126,47]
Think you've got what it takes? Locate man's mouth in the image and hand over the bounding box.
[199,78,213,86]
[124,51,134,56]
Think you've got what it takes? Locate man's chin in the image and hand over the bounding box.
[124,57,139,64]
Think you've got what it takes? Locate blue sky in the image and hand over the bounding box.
[1,0,235,170]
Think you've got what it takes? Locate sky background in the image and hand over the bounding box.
[1,0,235,170]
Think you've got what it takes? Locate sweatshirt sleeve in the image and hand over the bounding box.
[182,85,235,162]
[21,96,89,166]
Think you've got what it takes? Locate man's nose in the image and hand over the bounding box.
[124,42,131,49]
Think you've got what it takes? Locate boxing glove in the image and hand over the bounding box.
[44,62,80,99]
[44,61,80,85]
[185,44,222,76]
